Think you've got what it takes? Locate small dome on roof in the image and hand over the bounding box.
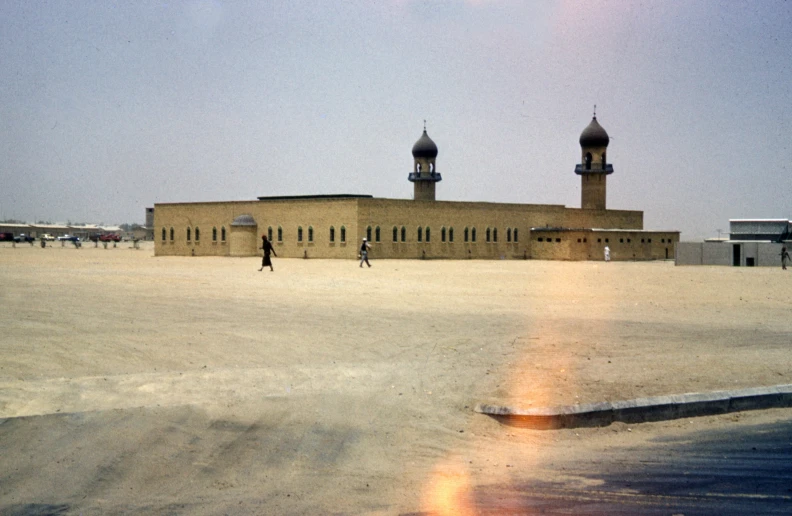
[579,116,610,147]
[412,129,438,158]
[231,214,256,226]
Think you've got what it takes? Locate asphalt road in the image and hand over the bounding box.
[472,419,792,515]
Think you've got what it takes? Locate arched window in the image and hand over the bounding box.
[392,226,398,242]
[441,227,446,242]
[486,228,491,242]
[417,227,422,242]
[195,227,200,242]
[308,226,313,242]
[340,226,346,243]
[221,226,226,241]
[425,227,430,242]
[602,152,606,167]
[493,228,497,243]
[161,228,166,241]
[464,227,469,242]
[330,226,335,243]
[170,227,174,241]
[212,227,217,242]
[472,227,477,242]
[506,228,511,242]
[375,226,381,242]
[186,227,191,241]
[297,226,303,242]
[268,226,273,241]
[401,226,406,242]
[449,227,454,243]
[366,226,372,241]
[277,226,283,242]
[585,152,592,170]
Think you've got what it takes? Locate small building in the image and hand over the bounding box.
[676,219,791,266]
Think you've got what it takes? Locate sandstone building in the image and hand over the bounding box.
[154,116,679,260]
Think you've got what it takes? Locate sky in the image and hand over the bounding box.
[1,0,791,240]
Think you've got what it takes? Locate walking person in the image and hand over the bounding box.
[604,245,611,262]
[781,246,790,270]
[259,235,277,272]
[359,238,372,268]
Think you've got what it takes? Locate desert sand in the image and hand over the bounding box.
[1,241,791,514]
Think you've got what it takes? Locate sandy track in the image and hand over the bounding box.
[1,242,791,514]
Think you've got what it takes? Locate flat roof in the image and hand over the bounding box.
[530,227,679,233]
[257,194,373,201]
[729,219,789,222]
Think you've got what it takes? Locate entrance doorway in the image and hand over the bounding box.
[732,244,741,266]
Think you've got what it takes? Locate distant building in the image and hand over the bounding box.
[153,115,679,261]
[676,219,791,266]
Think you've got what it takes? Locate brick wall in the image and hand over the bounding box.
[154,197,662,260]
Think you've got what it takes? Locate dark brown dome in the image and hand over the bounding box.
[579,117,610,147]
[412,130,438,158]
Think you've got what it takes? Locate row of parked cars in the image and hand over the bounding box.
[0,233,122,243]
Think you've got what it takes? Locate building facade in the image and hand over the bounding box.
[154,116,679,261]
[676,219,791,266]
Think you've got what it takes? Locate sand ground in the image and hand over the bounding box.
[1,241,791,514]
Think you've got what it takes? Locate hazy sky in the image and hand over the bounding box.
[2,0,791,239]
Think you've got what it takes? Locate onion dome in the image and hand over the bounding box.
[231,214,256,226]
[579,116,610,147]
[412,129,438,158]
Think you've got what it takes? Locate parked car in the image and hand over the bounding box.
[57,235,80,242]
[0,232,15,242]
[100,233,122,242]
[40,234,55,241]
[14,234,34,243]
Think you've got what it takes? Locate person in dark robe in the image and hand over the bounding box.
[259,235,277,271]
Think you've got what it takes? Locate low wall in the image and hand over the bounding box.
[676,241,788,267]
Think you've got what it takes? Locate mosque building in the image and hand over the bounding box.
[153,115,679,261]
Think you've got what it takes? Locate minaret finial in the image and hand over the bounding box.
[423,119,427,131]
[593,105,597,118]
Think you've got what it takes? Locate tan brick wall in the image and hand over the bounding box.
[154,197,656,260]
[154,199,359,258]
[530,230,680,261]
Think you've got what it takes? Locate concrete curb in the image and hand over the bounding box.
[475,384,792,430]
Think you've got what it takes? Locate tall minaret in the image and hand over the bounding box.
[575,108,613,210]
[408,122,442,201]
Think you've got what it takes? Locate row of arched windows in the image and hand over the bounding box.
[389,226,518,244]
[161,225,519,245]
[161,226,227,242]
